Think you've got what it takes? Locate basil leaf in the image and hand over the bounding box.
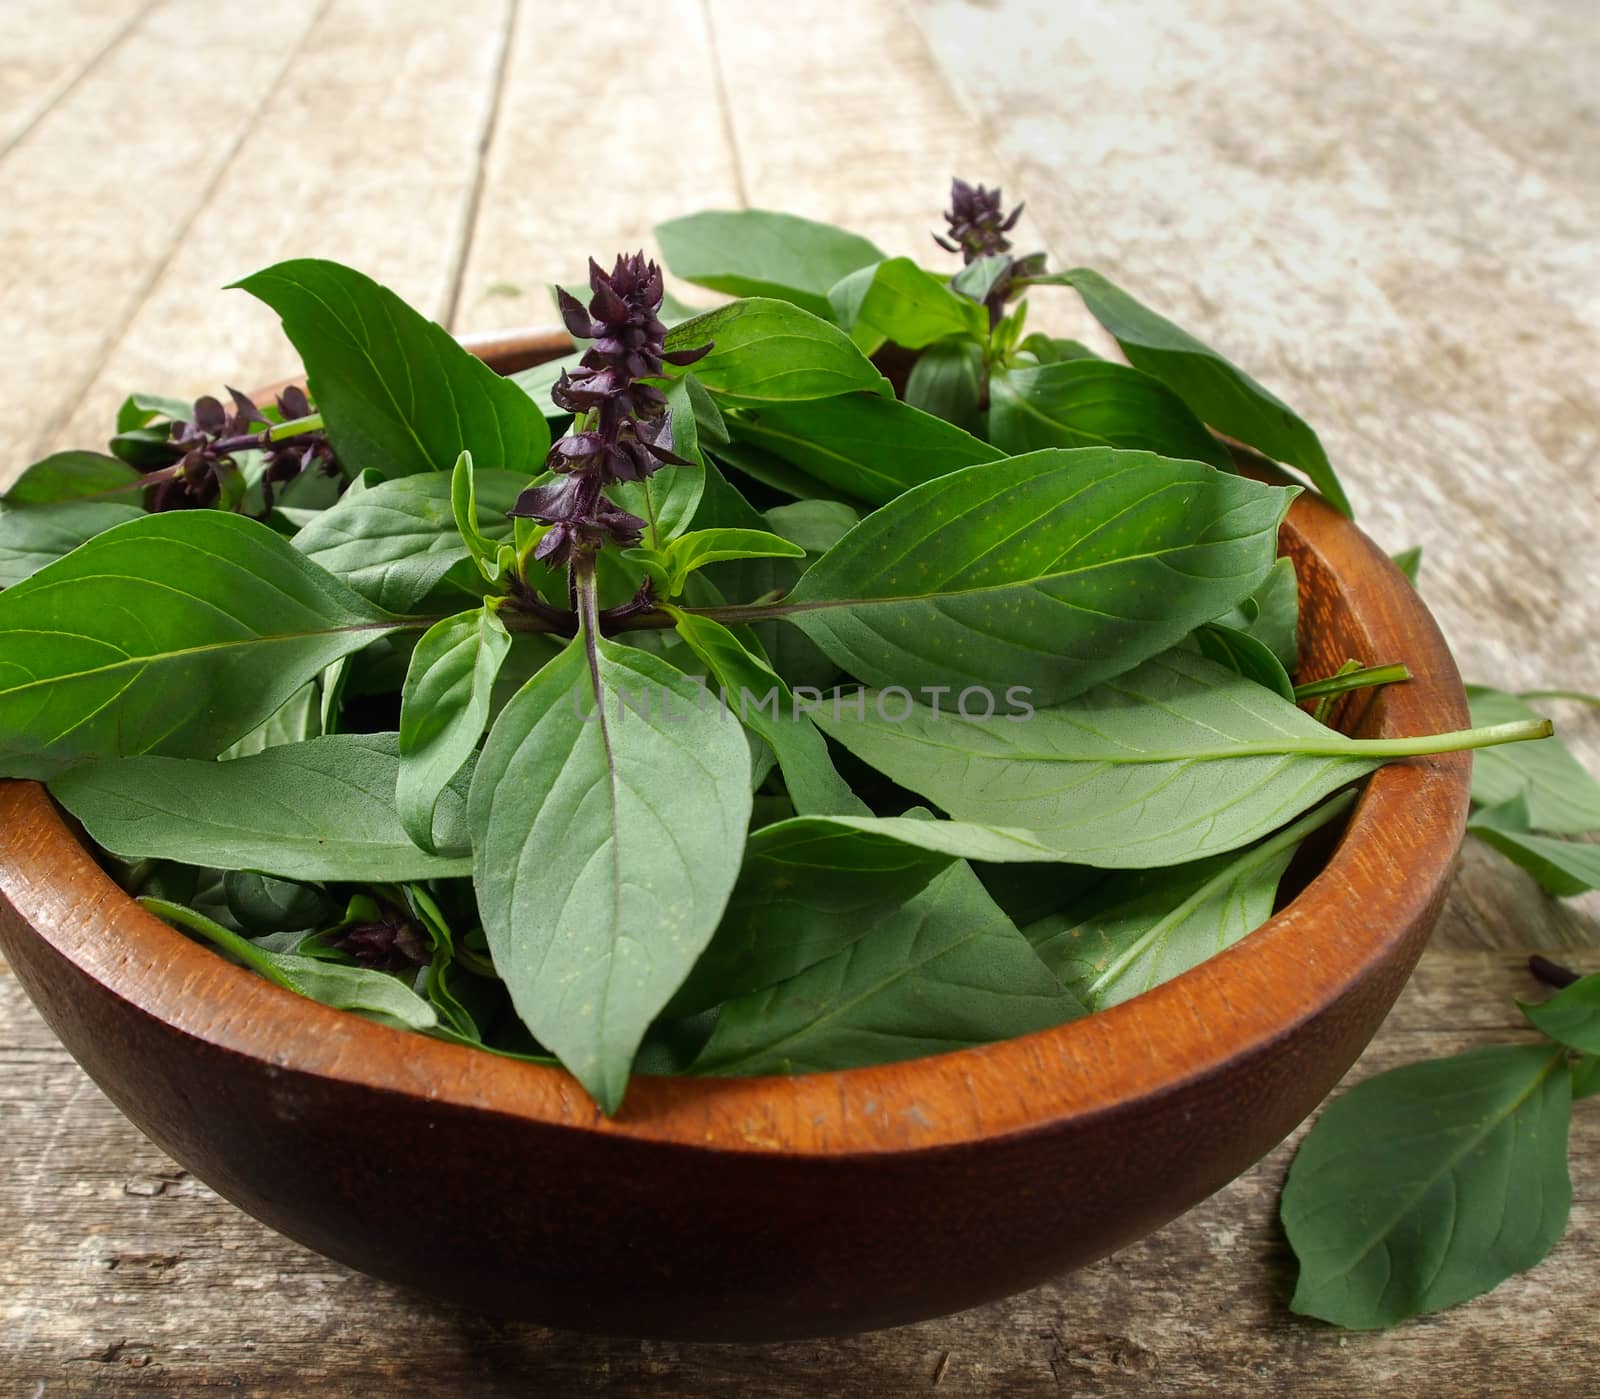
[951,254,1012,307]
[654,209,885,319]
[691,860,1082,1075]
[1029,792,1354,1007]
[784,448,1294,705]
[1572,1056,1600,1101]
[989,360,1234,472]
[1064,268,1352,516]
[223,870,338,935]
[835,257,988,349]
[221,681,323,759]
[813,649,1393,868]
[116,392,192,433]
[3,451,143,505]
[0,513,408,778]
[1193,621,1296,702]
[664,297,892,402]
[665,528,804,583]
[1212,555,1299,671]
[1466,686,1600,833]
[1520,971,1600,1054]
[52,734,472,880]
[1470,796,1600,896]
[1392,545,1423,585]
[397,605,512,852]
[904,340,985,435]
[1018,335,1098,364]
[469,634,752,1114]
[1283,1044,1572,1329]
[727,393,1002,505]
[0,499,146,587]
[612,376,706,547]
[141,896,438,1031]
[668,609,863,818]
[292,467,527,611]
[763,500,860,555]
[233,258,551,479]
[709,440,863,506]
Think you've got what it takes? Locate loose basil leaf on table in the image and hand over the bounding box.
[142,896,439,1032]
[1060,267,1353,516]
[782,447,1295,705]
[51,734,475,881]
[1519,972,1600,1054]
[903,340,986,436]
[1282,1043,1572,1329]
[0,512,414,778]
[469,632,752,1114]
[1027,791,1355,1007]
[1465,686,1600,833]
[0,499,146,587]
[988,360,1234,472]
[815,648,1535,868]
[654,209,885,320]
[3,451,143,506]
[234,257,551,480]
[691,859,1083,1076]
[292,467,529,611]
[396,604,513,852]
[725,392,1002,505]
[662,297,892,403]
[830,256,989,349]
[1470,796,1600,897]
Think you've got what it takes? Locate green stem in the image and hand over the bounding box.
[1295,662,1412,703]
[266,412,324,441]
[1519,689,1600,710]
[139,896,302,993]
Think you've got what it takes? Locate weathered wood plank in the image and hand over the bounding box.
[0,944,1593,1395]
[451,0,743,338]
[34,0,517,466]
[0,0,327,478]
[0,0,154,157]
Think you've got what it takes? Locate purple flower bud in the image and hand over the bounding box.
[333,913,430,970]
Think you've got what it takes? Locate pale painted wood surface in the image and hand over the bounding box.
[1,0,1596,1392]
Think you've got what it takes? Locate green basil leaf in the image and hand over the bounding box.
[469,634,752,1114]
[904,340,986,435]
[726,393,1002,505]
[449,449,516,584]
[397,605,512,852]
[1282,1044,1572,1329]
[116,392,193,434]
[221,681,324,759]
[1211,555,1299,672]
[1064,267,1351,515]
[664,297,892,402]
[3,451,143,505]
[52,734,472,880]
[1028,792,1354,1007]
[1392,545,1423,585]
[1520,971,1600,1054]
[666,527,804,582]
[835,257,988,349]
[709,440,863,506]
[951,254,1012,307]
[654,209,885,319]
[611,378,706,547]
[691,860,1082,1075]
[223,870,338,935]
[1470,796,1600,897]
[784,448,1294,705]
[0,499,146,587]
[668,609,863,818]
[141,896,438,1031]
[292,467,528,611]
[233,258,551,480]
[1572,1056,1600,1100]
[1018,335,1099,365]
[1466,687,1600,833]
[1193,621,1296,702]
[763,500,860,555]
[0,513,408,778]
[813,649,1422,868]
[989,360,1234,472]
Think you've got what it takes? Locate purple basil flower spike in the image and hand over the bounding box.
[512,251,710,565]
[933,177,1046,329]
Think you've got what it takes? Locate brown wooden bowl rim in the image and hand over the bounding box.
[0,328,1471,1158]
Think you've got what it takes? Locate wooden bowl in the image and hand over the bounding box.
[0,331,1470,1341]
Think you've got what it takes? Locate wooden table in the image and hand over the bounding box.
[2,1,1595,1392]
